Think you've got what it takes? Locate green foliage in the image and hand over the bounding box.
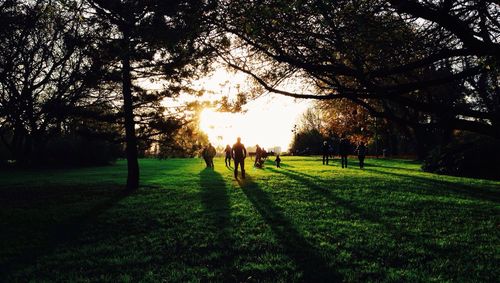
[290,129,324,155]
[1,157,498,281]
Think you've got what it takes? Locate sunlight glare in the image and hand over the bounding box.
[199,94,310,152]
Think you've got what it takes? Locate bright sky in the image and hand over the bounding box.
[147,64,311,152]
[194,66,311,152]
[199,94,310,151]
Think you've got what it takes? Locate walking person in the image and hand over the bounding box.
[356,142,367,169]
[205,143,216,168]
[339,138,350,168]
[322,141,329,165]
[202,146,210,168]
[232,137,247,179]
[254,144,262,167]
[224,144,232,167]
[275,154,281,168]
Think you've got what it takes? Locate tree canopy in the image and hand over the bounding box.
[218,0,500,138]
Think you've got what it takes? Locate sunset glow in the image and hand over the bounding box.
[199,94,310,151]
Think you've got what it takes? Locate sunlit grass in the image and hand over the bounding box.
[1,157,498,282]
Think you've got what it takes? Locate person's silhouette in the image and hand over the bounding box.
[224,144,232,167]
[232,137,247,179]
[275,154,281,168]
[205,143,216,168]
[322,141,329,165]
[339,138,350,168]
[356,142,366,169]
[255,144,262,167]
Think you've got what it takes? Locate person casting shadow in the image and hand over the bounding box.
[322,141,329,165]
[275,154,281,168]
[224,144,232,167]
[232,137,247,179]
[356,142,366,169]
[202,143,216,168]
[339,138,350,168]
[254,144,262,167]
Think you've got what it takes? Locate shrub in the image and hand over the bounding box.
[422,133,500,180]
[44,136,120,167]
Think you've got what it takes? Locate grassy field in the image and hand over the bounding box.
[0,157,499,282]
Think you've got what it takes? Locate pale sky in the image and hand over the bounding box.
[194,67,311,151]
[199,94,310,151]
[152,65,312,152]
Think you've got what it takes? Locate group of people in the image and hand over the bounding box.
[203,137,367,180]
[321,138,366,169]
[206,137,248,179]
[204,137,281,179]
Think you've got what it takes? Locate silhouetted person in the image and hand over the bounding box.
[224,144,232,167]
[356,142,366,169]
[339,138,350,168]
[254,144,262,167]
[322,141,329,165]
[203,143,216,168]
[202,146,210,167]
[275,154,281,168]
[232,137,247,179]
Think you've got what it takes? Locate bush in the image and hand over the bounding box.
[44,136,120,167]
[422,133,500,180]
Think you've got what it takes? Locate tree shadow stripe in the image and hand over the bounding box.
[237,175,342,282]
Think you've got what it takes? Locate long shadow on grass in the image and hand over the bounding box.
[199,168,235,280]
[267,167,388,228]
[1,187,130,280]
[364,161,421,172]
[268,167,497,274]
[365,167,499,202]
[237,175,342,282]
[268,168,436,252]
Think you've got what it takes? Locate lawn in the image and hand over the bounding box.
[0,157,499,282]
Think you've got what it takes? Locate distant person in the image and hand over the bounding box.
[202,145,210,168]
[322,141,329,165]
[275,154,281,168]
[339,138,350,168]
[224,144,232,167]
[232,137,247,179]
[255,144,262,167]
[356,142,366,169]
[203,143,216,168]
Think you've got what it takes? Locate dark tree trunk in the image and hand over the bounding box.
[413,125,429,160]
[121,29,140,191]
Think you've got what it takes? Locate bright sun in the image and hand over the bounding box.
[199,94,311,152]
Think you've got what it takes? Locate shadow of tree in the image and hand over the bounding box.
[365,167,499,202]
[267,166,499,280]
[199,168,235,280]
[237,175,342,282]
[1,187,130,279]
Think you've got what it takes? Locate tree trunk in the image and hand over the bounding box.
[121,29,140,191]
[413,125,429,160]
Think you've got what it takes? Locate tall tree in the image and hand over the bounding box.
[0,0,99,163]
[85,0,216,190]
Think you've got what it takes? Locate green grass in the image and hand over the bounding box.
[0,157,499,282]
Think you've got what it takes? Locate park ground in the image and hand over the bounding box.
[0,157,499,282]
